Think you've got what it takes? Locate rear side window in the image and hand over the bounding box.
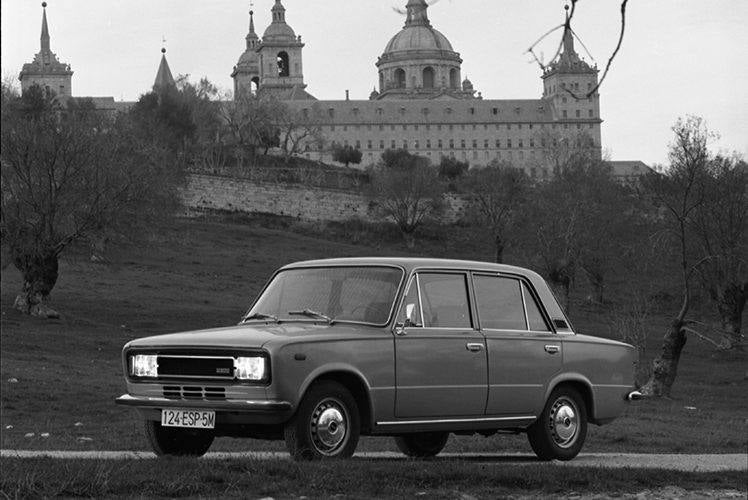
[523,282,551,332]
[473,275,526,330]
[418,273,472,328]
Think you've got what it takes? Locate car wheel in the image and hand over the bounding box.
[144,420,214,457]
[527,386,587,461]
[284,380,360,460]
[394,432,449,458]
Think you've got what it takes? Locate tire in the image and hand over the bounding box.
[144,420,214,457]
[394,432,449,458]
[527,386,587,461]
[284,380,360,460]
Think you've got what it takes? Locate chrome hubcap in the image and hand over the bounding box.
[310,398,349,455]
[549,397,579,448]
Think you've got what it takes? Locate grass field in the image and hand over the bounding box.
[1,213,746,458]
[1,458,746,499]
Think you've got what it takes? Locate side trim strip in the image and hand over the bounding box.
[377,415,535,426]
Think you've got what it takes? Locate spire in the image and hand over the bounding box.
[405,0,430,27]
[246,7,259,49]
[560,5,578,60]
[271,0,286,23]
[153,47,176,91]
[40,2,50,52]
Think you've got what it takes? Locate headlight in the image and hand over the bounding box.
[234,356,266,381]
[129,354,158,378]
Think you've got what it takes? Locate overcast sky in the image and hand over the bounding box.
[2,0,747,166]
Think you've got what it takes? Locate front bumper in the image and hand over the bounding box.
[115,394,292,413]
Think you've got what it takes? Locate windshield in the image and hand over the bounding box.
[247,266,403,325]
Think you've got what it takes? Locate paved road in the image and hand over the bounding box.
[1,450,745,472]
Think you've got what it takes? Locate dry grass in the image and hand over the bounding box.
[1,457,746,499]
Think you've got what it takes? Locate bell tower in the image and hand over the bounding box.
[231,5,261,96]
[257,0,306,93]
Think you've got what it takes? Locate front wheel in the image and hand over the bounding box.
[284,380,360,460]
[144,420,214,457]
[527,386,587,461]
[394,432,449,458]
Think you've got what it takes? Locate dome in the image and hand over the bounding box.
[383,25,454,54]
[263,22,296,42]
[236,49,259,67]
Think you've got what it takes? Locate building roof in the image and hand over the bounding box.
[153,48,176,91]
[543,9,596,77]
[608,161,653,177]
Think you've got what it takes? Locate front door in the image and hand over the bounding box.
[394,272,488,418]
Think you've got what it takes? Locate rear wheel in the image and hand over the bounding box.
[144,420,214,457]
[527,386,587,461]
[284,380,360,460]
[394,432,449,458]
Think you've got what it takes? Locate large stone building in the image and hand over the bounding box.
[232,0,603,174]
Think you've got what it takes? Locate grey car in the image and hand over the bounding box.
[116,258,640,460]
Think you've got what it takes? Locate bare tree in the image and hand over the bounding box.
[276,103,326,161]
[367,149,444,249]
[639,116,712,397]
[463,162,529,263]
[1,85,182,318]
[219,92,281,162]
[693,154,748,349]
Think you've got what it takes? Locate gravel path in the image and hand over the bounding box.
[1,450,745,472]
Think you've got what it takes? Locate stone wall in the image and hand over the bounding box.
[182,174,467,224]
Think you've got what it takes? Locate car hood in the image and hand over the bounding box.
[125,322,380,350]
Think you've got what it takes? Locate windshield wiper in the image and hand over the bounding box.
[288,309,333,323]
[242,312,280,323]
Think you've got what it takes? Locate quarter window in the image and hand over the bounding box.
[473,275,526,330]
[523,282,551,332]
[417,273,472,328]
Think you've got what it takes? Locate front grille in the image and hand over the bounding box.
[163,385,226,400]
[157,355,235,380]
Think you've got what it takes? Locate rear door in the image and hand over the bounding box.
[394,272,488,418]
[472,273,562,417]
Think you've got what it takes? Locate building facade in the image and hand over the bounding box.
[233,0,603,174]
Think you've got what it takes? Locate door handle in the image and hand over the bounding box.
[544,344,560,354]
[466,343,484,352]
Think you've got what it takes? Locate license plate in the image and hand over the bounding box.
[161,409,215,429]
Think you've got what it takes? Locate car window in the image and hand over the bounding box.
[522,282,551,332]
[473,275,527,330]
[396,276,423,327]
[418,273,472,328]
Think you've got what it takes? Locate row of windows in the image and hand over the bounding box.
[546,81,595,95]
[332,137,596,151]
[398,272,550,332]
[324,122,596,133]
[561,109,595,119]
[318,105,548,119]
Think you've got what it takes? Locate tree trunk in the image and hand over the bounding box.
[716,283,747,349]
[639,317,687,397]
[12,252,60,318]
[403,232,416,249]
[494,235,504,264]
[641,291,690,397]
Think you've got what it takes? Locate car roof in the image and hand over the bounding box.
[281,257,541,279]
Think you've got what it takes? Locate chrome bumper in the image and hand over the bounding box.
[626,390,643,401]
[115,394,293,413]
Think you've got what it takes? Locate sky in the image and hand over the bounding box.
[2,0,747,166]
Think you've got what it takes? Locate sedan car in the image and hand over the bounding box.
[116,258,640,460]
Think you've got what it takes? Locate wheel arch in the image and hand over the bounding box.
[545,374,597,425]
[297,365,374,434]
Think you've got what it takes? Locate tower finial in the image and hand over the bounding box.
[405,0,430,27]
